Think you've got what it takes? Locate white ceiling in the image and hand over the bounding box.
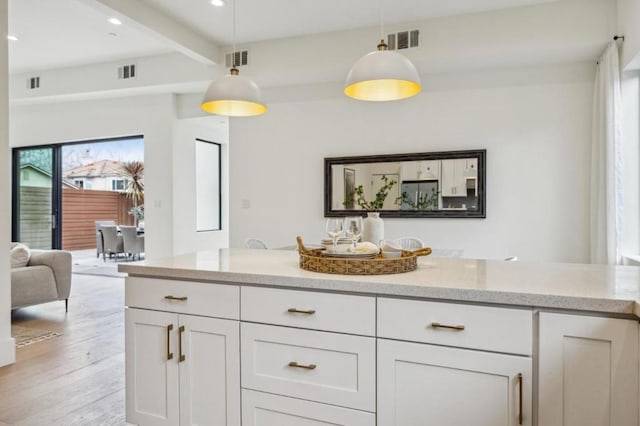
[8,0,558,74]
[8,0,172,74]
[139,0,557,45]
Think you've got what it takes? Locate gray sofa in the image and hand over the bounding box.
[11,248,72,312]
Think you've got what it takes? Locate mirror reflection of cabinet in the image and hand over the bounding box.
[324,150,486,219]
[441,159,477,197]
[400,161,440,181]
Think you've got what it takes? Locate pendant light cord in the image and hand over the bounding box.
[380,0,384,41]
[232,0,237,68]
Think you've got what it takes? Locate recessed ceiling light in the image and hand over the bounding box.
[108,17,123,25]
[210,0,225,6]
[7,35,18,41]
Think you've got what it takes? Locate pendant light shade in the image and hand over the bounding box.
[345,40,421,102]
[200,0,266,116]
[201,67,267,116]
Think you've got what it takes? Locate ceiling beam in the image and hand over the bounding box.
[82,0,220,65]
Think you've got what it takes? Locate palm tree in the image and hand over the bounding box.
[119,161,144,221]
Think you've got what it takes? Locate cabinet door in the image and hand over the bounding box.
[440,159,466,196]
[378,339,531,426]
[125,308,179,426]
[538,312,638,426]
[242,389,375,426]
[465,158,478,177]
[400,161,419,181]
[178,315,240,426]
[417,160,440,180]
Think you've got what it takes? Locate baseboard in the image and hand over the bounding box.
[0,336,16,367]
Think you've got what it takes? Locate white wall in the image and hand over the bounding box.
[618,0,640,70]
[230,62,595,263]
[0,0,15,367]
[172,116,230,255]
[10,94,230,258]
[10,95,176,259]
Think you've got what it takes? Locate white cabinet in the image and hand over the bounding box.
[377,297,532,426]
[125,308,179,426]
[538,312,638,426]
[241,322,376,412]
[441,158,477,196]
[241,286,375,335]
[242,389,375,426]
[240,287,376,423]
[125,277,240,426]
[400,160,440,181]
[126,309,240,426]
[378,339,532,426]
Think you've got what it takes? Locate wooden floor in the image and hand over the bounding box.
[0,274,125,425]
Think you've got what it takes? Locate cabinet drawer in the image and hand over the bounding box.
[241,323,376,412]
[242,389,375,426]
[378,298,532,355]
[125,277,239,319]
[241,286,375,335]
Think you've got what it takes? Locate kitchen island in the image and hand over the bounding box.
[119,249,640,426]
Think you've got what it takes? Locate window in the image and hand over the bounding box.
[195,139,221,231]
[74,180,84,189]
[111,179,126,191]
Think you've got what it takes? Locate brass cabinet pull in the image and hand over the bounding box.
[287,308,316,315]
[288,361,317,370]
[517,373,523,425]
[430,322,465,331]
[164,295,188,301]
[178,325,186,362]
[166,324,174,361]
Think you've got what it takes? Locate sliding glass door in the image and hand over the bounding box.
[12,146,61,249]
[12,135,144,251]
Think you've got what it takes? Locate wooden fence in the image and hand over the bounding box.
[62,188,135,250]
[18,187,136,251]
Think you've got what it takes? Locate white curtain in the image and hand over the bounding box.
[590,41,624,265]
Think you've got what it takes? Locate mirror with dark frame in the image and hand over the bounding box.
[324,150,486,218]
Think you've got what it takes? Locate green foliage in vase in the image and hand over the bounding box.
[353,175,397,211]
[396,187,440,210]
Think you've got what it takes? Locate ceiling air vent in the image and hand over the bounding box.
[225,50,248,68]
[387,29,419,50]
[27,76,40,90]
[117,64,137,80]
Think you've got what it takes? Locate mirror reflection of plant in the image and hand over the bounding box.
[342,190,355,209]
[353,175,397,211]
[396,187,439,210]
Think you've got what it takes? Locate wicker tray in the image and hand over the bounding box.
[296,236,431,275]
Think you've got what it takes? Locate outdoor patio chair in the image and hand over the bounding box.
[99,225,125,261]
[95,220,116,258]
[120,225,145,261]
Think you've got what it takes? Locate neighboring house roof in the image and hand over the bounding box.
[63,160,126,179]
[21,163,52,178]
[20,163,79,189]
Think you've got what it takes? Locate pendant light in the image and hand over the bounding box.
[344,1,421,102]
[201,0,267,116]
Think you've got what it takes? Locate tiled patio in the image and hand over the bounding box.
[71,248,126,277]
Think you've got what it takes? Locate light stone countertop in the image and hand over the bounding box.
[118,248,640,317]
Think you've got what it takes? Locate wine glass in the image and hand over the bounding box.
[325,218,343,253]
[343,216,363,252]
